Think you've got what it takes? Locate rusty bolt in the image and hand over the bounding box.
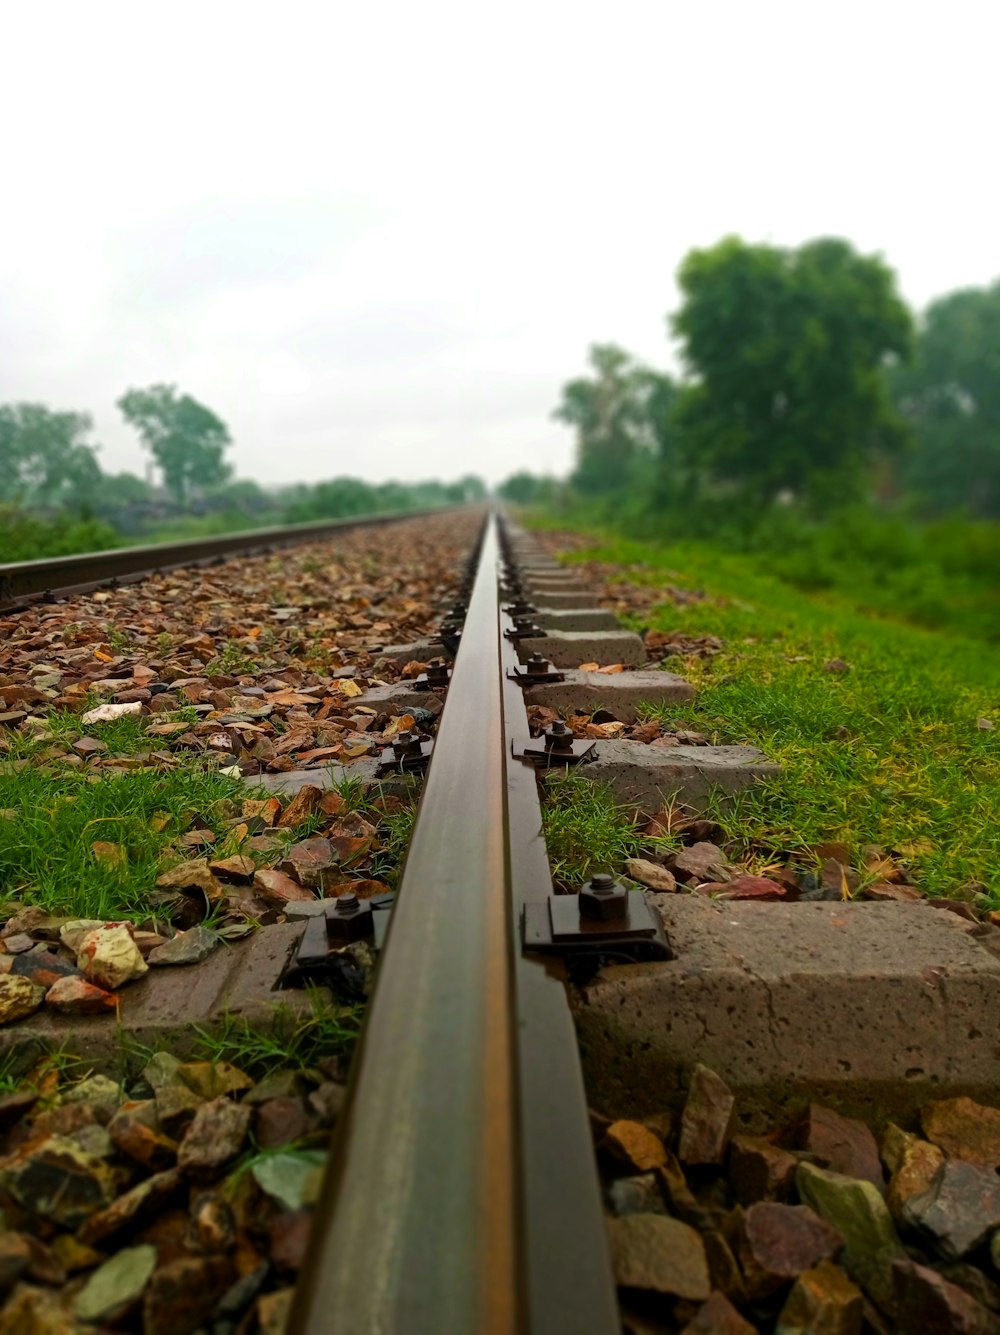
[426,659,450,686]
[513,617,542,637]
[392,730,424,758]
[578,873,628,922]
[543,721,575,751]
[325,891,373,943]
[527,652,552,674]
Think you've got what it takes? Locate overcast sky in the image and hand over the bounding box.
[1,1,996,489]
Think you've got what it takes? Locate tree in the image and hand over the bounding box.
[553,344,677,495]
[0,403,103,511]
[671,237,913,506]
[117,385,232,503]
[893,282,1000,517]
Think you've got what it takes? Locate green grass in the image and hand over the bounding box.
[191,993,361,1079]
[1,703,203,763]
[540,523,1000,901]
[0,764,258,920]
[541,773,679,891]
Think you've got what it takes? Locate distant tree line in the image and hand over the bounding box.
[502,237,1000,523]
[0,383,487,561]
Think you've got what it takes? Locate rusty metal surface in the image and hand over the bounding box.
[292,514,520,1333]
[0,505,460,612]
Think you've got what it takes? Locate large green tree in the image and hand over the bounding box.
[672,236,913,505]
[893,282,1000,517]
[553,344,677,495]
[117,385,232,503]
[0,403,103,510]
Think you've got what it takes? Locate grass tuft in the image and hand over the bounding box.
[541,773,680,890]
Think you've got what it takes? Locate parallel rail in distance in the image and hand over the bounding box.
[0,505,462,612]
[291,511,618,1334]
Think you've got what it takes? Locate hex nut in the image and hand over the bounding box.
[578,875,628,922]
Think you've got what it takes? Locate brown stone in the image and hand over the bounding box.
[177,1060,253,1100]
[44,975,119,1014]
[672,842,730,885]
[276,785,323,828]
[254,868,316,904]
[624,859,677,892]
[0,974,45,1025]
[887,1133,945,1222]
[655,1150,701,1220]
[777,1260,863,1334]
[258,1287,296,1334]
[702,1230,746,1305]
[605,1120,668,1173]
[79,1169,184,1246]
[0,1282,77,1330]
[892,1259,1000,1334]
[0,1090,40,1132]
[0,1135,118,1228]
[243,796,284,825]
[191,1191,237,1253]
[108,1100,177,1170]
[177,1098,251,1178]
[607,1213,711,1300]
[903,1160,1000,1259]
[154,1083,204,1138]
[208,855,256,883]
[254,1098,315,1151]
[799,1103,884,1190]
[678,1064,735,1166]
[718,874,789,901]
[0,1230,31,1293]
[307,1081,346,1127]
[729,1135,799,1205]
[277,837,339,889]
[31,1102,98,1139]
[142,1256,235,1335]
[922,1097,1000,1167]
[862,882,924,903]
[268,1208,314,1271]
[681,1290,756,1334]
[155,859,224,898]
[737,1201,843,1299]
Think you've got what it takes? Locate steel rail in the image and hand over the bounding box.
[497,521,620,1335]
[292,512,519,1332]
[291,511,620,1333]
[0,505,462,612]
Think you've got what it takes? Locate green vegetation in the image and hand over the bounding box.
[0,764,253,921]
[499,237,1000,643]
[541,773,679,891]
[117,384,232,504]
[549,526,1000,901]
[0,378,486,560]
[0,505,122,562]
[191,992,361,1079]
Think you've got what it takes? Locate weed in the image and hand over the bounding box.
[541,773,679,890]
[206,640,259,676]
[191,992,362,1079]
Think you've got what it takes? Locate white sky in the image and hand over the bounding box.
[1,0,996,489]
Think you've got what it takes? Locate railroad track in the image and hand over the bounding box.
[4,506,996,1332]
[291,510,632,1334]
[0,506,450,612]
